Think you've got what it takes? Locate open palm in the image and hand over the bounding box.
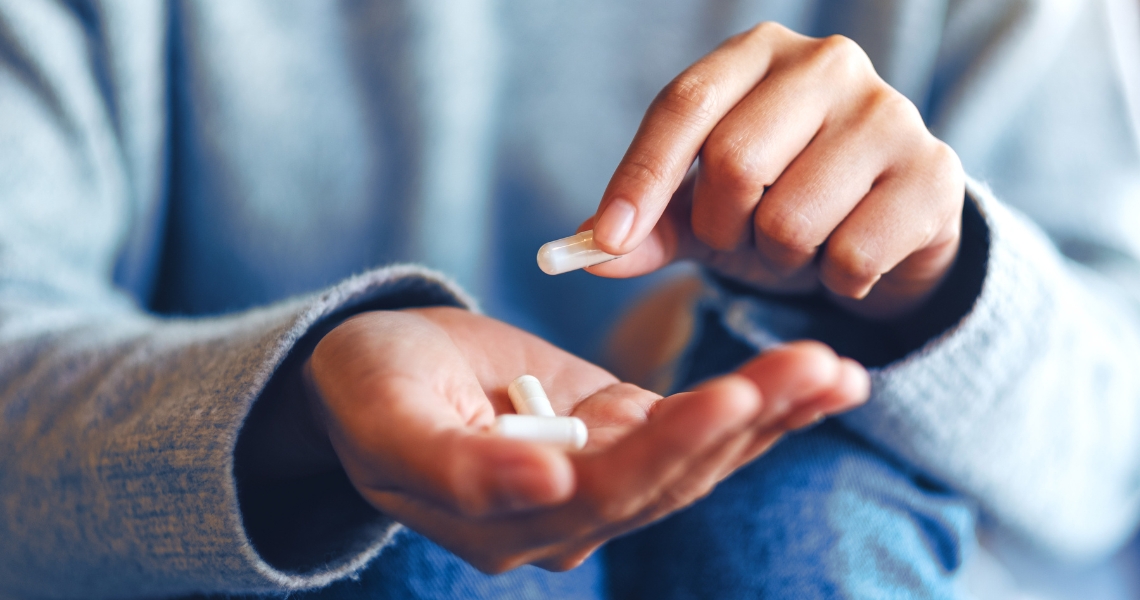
[307,307,868,572]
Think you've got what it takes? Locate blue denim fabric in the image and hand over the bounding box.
[605,420,977,599]
[289,529,607,600]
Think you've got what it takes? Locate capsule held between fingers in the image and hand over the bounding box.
[537,230,618,275]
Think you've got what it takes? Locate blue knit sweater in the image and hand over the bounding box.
[1,0,1139,596]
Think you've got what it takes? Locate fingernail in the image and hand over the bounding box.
[594,199,636,250]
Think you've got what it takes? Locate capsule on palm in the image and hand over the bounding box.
[493,414,588,451]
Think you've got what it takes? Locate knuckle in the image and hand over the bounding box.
[746,20,790,41]
[704,137,769,193]
[754,205,816,255]
[658,73,721,125]
[811,35,872,79]
[616,149,672,190]
[926,141,966,235]
[928,142,965,201]
[827,239,882,283]
[892,140,963,235]
[929,139,964,186]
[869,87,923,129]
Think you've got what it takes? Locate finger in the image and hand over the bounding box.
[582,210,684,278]
[690,46,849,251]
[748,89,908,275]
[778,357,871,430]
[819,139,964,301]
[733,340,851,424]
[638,375,781,515]
[566,382,661,449]
[351,427,576,518]
[572,373,793,550]
[527,375,762,555]
[592,22,808,255]
[584,180,693,278]
[697,347,869,480]
[532,542,605,572]
[709,351,870,481]
[573,374,762,528]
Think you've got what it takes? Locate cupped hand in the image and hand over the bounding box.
[586,22,965,319]
[306,307,869,573]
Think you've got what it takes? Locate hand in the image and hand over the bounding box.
[586,22,965,320]
[305,307,869,572]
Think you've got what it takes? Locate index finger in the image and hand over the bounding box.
[591,22,799,255]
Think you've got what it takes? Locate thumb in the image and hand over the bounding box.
[583,214,681,279]
[584,178,694,279]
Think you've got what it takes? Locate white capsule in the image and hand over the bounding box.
[506,375,556,417]
[537,230,618,275]
[493,414,588,450]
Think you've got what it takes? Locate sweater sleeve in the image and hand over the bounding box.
[844,180,1140,563]
[0,2,475,597]
[0,268,477,599]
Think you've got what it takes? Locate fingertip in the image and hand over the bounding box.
[648,375,762,445]
[836,357,871,408]
[738,340,840,386]
[730,341,849,419]
[784,357,870,425]
[781,339,840,363]
[593,198,637,254]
